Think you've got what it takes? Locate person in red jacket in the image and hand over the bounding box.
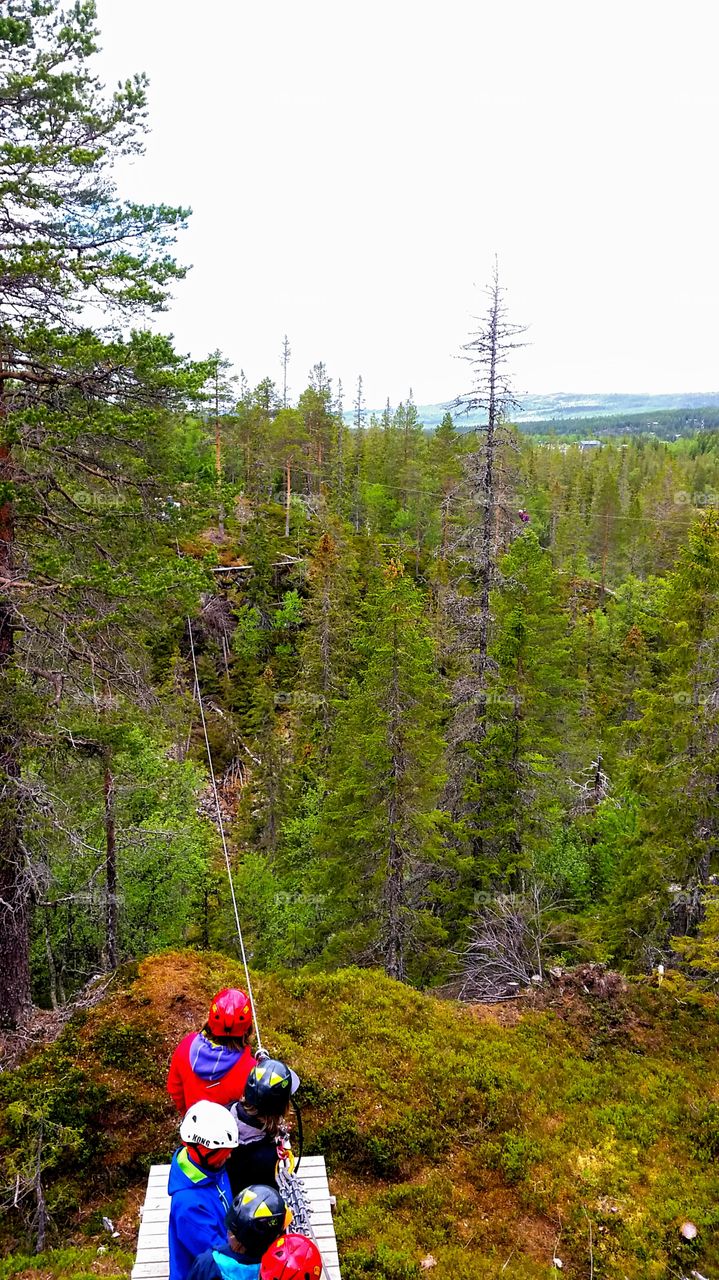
[168,988,256,1114]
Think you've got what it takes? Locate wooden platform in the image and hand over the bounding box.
[132,1157,340,1280]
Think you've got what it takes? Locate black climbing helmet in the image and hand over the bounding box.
[225,1184,289,1253]
[243,1058,294,1116]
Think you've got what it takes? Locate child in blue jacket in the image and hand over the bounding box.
[187,1184,288,1280]
[169,1101,240,1280]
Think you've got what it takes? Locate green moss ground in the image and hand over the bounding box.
[0,1247,134,1280]
[1,952,717,1279]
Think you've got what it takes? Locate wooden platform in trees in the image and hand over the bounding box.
[131,1156,340,1280]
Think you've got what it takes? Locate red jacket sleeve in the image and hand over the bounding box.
[167,1034,191,1112]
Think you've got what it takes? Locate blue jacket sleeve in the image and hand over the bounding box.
[187,1251,219,1280]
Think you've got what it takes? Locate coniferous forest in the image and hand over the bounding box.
[2,6,719,1280]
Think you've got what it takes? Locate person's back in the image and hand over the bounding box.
[186,1243,261,1280]
[226,1059,300,1197]
[187,1185,288,1280]
[168,1102,239,1280]
[168,989,255,1114]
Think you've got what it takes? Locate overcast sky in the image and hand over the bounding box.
[93,0,719,408]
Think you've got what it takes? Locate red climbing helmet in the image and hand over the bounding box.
[260,1234,323,1280]
[207,988,253,1038]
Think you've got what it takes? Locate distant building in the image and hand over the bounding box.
[579,439,602,450]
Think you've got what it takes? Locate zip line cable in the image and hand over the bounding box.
[186,615,264,1053]
[187,624,328,1265]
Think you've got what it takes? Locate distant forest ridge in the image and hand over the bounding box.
[354,391,719,437]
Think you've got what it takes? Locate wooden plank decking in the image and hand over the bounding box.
[132,1156,340,1280]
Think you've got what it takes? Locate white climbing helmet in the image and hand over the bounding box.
[180,1100,239,1149]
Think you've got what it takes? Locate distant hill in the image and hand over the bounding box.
[353,392,719,434]
[415,391,719,429]
[520,404,719,441]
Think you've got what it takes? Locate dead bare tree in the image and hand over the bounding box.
[352,375,366,533]
[569,755,611,817]
[443,262,527,827]
[459,883,562,1002]
[335,379,345,499]
[281,334,291,409]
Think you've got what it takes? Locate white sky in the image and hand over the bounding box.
[94,0,719,408]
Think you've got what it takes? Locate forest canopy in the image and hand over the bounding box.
[1,0,718,1034]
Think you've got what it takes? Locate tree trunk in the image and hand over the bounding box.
[102,748,118,970]
[32,1126,48,1254]
[43,910,59,1011]
[282,336,290,409]
[215,408,225,539]
[384,610,406,981]
[285,459,291,537]
[475,329,498,728]
[509,680,523,874]
[384,819,405,981]
[336,416,344,496]
[0,398,31,1027]
[319,573,332,728]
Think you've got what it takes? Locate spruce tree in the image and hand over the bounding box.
[610,512,719,959]
[314,562,446,980]
[298,525,358,734]
[461,531,574,891]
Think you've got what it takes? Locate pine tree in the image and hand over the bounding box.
[269,408,309,537]
[333,379,347,505]
[32,705,215,997]
[588,455,625,594]
[205,351,238,538]
[245,667,288,854]
[395,390,424,505]
[0,0,203,1025]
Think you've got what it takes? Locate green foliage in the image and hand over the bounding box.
[92,1023,163,1076]
[671,889,719,987]
[498,1132,545,1184]
[231,604,264,660]
[0,1247,134,1280]
[274,589,303,630]
[5,20,719,1277]
[29,720,218,999]
[3,952,719,1276]
[312,564,448,980]
[0,0,189,322]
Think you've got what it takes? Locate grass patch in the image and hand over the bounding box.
[0,1247,133,1280]
[1,951,718,1278]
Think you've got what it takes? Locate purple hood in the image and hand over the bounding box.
[189,1032,243,1083]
